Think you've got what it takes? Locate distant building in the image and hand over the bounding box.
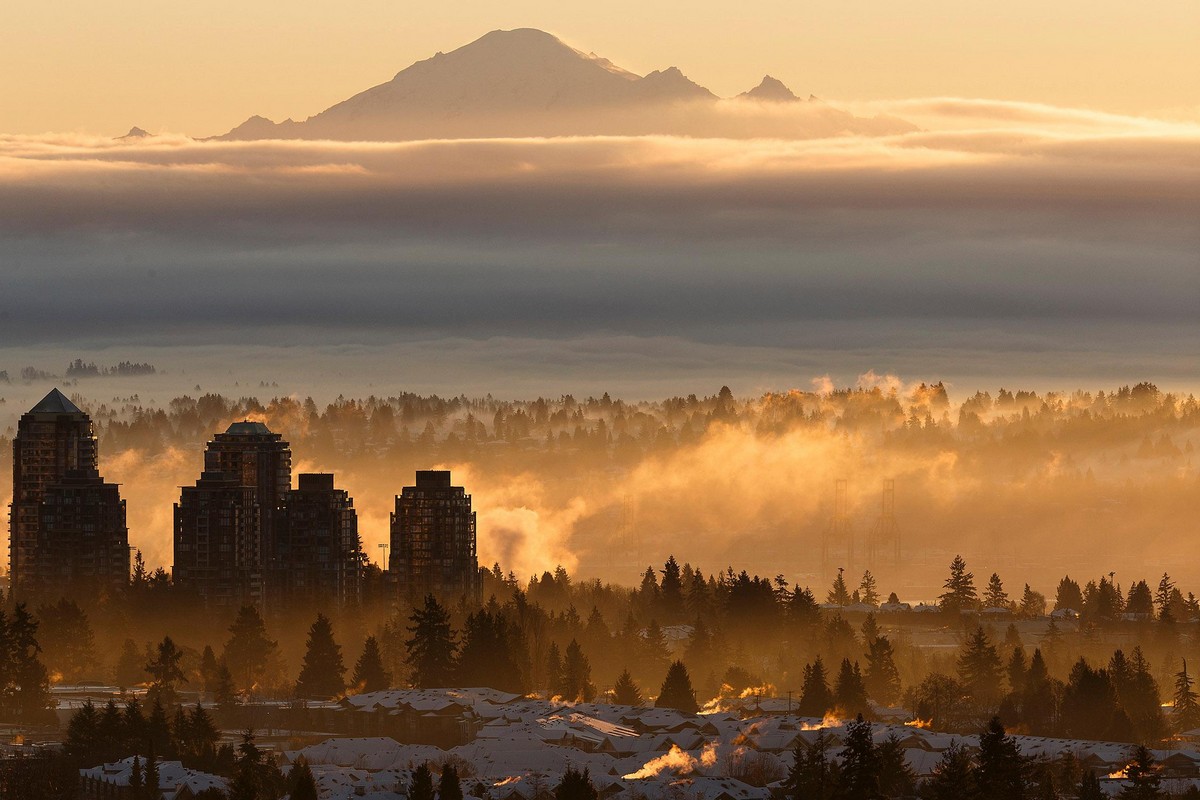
[389,470,480,602]
[273,473,363,607]
[8,389,127,598]
[202,421,292,561]
[173,470,262,607]
[36,469,128,596]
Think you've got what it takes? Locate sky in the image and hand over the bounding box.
[2,1,1199,136]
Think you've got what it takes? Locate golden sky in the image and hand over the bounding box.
[3,0,1197,136]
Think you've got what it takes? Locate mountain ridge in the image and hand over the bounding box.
[217,28,913,141]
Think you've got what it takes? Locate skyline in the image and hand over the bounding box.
[3,4,1199,136]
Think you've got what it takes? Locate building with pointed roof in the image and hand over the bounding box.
[9,389,127,597]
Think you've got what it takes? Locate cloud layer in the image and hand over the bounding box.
[0,99,1196,392]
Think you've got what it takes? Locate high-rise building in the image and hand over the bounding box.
[174,420,293,607]
[173,470,261,607]
[389,470,480,602]
[36,469,129,596]
[202,421,292,561]
[273,473,362,607]
[9,389,127,598]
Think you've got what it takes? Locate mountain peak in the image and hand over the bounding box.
[740,75,799,102]
[117,126,153,140]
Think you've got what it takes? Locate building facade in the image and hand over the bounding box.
[173,470,262,607]
[8,389,127,598]
[202,421,292,560]
[389,470,480,602]
[273,473,362,607]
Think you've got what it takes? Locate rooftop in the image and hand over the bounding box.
[223,420,274,436]
[28,388,84,416]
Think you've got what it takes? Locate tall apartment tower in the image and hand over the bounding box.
[203,421,292,559]
[273,473,362,607]
[389,470,480,603]
[173,471,262,607]
[174,421,289,607]
[9,389,127,597]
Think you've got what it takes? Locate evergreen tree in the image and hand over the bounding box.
[957,626,1003,705]
[1006,647,1028,694]
[545,642,564,696]
[655,660,699,713]
[145,635,188,707]
[858,571,879,606]
[939,555,978,613]
[6,604,53,722]
[838,714,879,800]
[983,573,1009,609]
[798,657,834,718]
[1077,771,1104,800]
[408,763,435,800]
[554,766,598,800]
[405,595,457,689]
[789,587,822,632]
[613,668,643,706]
[224,605,280,693]
[456,607,524,693]
[130,755,143,792]
[1118,745,1164,799]
[865,636,902,707]
[115,638,145,688]
[440,764,464,800]
[828,568,851,606]
[783,730,840,800]
[295,613,347,699]
[1019,584,1047,618]
[288,757,319,800]
[215,660,238,707]
[833,659,869,717]
[974,717,1025,800]
[562,639,595,702]
[352,635,392,693]
[1174,659,1200,733]
[924,743,977,800]
[199,645,220,694]
[1054,576,1084,612]
[876,734,916,798]
[660,557,685,623]
[64,700,100,762]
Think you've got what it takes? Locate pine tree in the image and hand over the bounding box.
[130,755,143,791]
[295,613,347,699]
[408,763,435,800]
[115,638,145,688]
[858,571,879,606]
[660,557,685,623]
[1006,647,1028,694]
[975,716,1025,800]
[1154,573,1175,622]
[865,635,902,706]
[655,660,699,714]
[199,645,220,694]
[435,765,462,800]
[783,730,840,800]
[351,635,392,693]
[405,595,457,689]
[833,659,869,717]
[838,714,879,800]
[983,573,1010,610]
[1119,745,1164,799]
[7,604,53,722]
[145,635,188,707]
[64,700,100,762]
[554,766,598,800]
[1078,771,1104,800]
[562,639,595,702]
[613,669,643,706]
[827,568,851,606]
[1174,659,1200,733]
[957,626,1003,705]
[224,605,280,692]
[876,733,916,798]
[215,660,238,707]
[939,555,978,613]
[288,757,319,800]
[455,607,524,693]
[924,743,977,800]
[545,642,564,696]
[798,657,834,718]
